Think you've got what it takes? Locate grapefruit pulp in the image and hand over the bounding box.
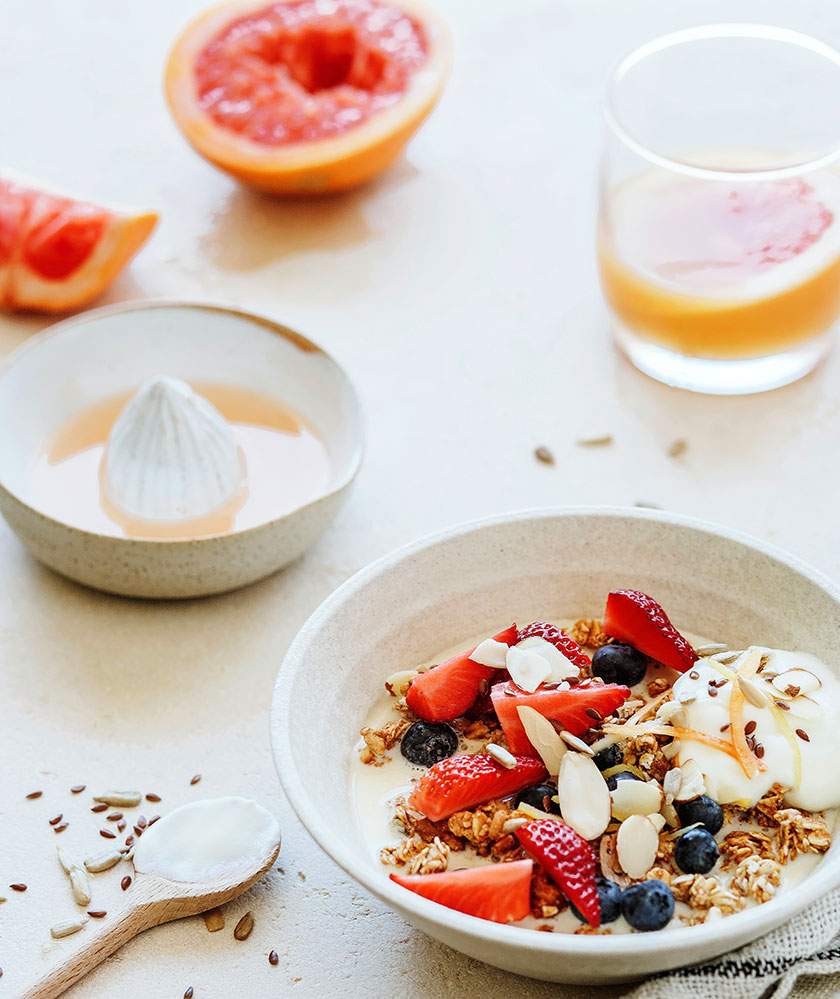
[0,175,157,313]
[165,0,451,194]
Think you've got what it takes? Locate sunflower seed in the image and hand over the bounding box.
[56,845,83,876]
[576,434,613,447]
[93,792,141,808]
[84,850,123,873]
[486,743,517,770]
[233,911,254,941]
[558,730,595,756]
[70,869,91,907]
[51,918,87,939]
[695,644,728,657]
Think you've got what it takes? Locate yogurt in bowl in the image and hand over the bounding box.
[271,508,840,983]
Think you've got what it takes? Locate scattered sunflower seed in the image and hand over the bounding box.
[534,445,554,465]
[70,869,91,907]
[633,501,663,509]
[559,730,595,755]
[576,434,613,448]
[51,918,87,939]
[56,845,82,876]
[203,908,225,933]
[668,439,688,459]
[93,792,141,808]
[233,911,254,941]
[486,743,517,769]
[84,850,123,873]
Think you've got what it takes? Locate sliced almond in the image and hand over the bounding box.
[772,668,821,696]
[662,740,681,760]
[662,767,682,803]
[675,758,706,802]
[558,730,595,756]
[661,799,680,828]
[516,705,566,774]
[486,743,517,770]
[788,695,824,721]
[647,812,667,833]
[610,780,663,821]
[515,636,581,683]
[677,691,697,705]
[505,646,551,693]
[656,701,687,726]
[469,639,509,669]
[599,832,632,887]
[556,752,611,840]
[616,814,659,880]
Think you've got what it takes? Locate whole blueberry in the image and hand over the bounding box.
[515,783,561,815]
[570,876,623,925]
[621,879,675,932]
[676,795,724,835]
[593,742,623,772]
[400,721,459,767]
[592,643,648,687]
[605,771,642,792]
[674,828,720,875]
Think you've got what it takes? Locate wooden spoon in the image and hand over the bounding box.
[24,836,281,998]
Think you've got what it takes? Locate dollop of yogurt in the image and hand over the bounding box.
[133,797,281,883]
[673,647,840,810]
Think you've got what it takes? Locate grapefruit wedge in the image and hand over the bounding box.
[0,174,157,313]
[164,0,452,195]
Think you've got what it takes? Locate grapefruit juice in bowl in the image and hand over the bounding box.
[598,26,840,394]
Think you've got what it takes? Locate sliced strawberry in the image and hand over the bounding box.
[516,820,600,927]
[490,681,630,755]
[516,622,590,670]
[405,625,517,723]
[390,859,533,923]
[604,590,698,673]
[466,669,510,719]
[408,752,547,822]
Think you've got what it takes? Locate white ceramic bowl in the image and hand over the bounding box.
[0,302,362,598]
[272,507,840,984]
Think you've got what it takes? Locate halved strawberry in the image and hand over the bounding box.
[390,859,533,923]
[409,752,547,822]
[490,681,630,755]
[516,622,590,670]
[603,590,698,673]
[516,820,600,927]
[405,625,518,723]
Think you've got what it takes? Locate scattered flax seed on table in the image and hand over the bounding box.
[26,791,42,800]
[184,989,194,999]
[269,950,279,966]
[145,793,161,802]
[190,774,202,786]
[668,438,688,458]
[534,445,554,465]
[70,785,85,794]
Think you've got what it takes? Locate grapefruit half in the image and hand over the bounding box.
[0,174,158,313]
[164,0,452,195]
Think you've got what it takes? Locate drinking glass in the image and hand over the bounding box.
[598,24,840,394]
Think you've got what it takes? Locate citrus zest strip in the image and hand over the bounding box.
[602,723,743,762]
[729,649,765,779]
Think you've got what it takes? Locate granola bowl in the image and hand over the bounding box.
[271,507,840,984]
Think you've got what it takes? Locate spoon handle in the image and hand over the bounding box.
[22,900,153,999]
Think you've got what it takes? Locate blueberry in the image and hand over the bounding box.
[514,783,561,815]
[592,643,648,687]
[676,795,724,835]
[605,771,641,792]
[593,743,622,772]
[674,828,720,874]
[621,879,675,932]
[570,877,623,924]
[400,721,459,767]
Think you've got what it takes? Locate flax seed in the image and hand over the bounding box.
[148,815,160,825]
[91,803,108,813]
[755,743,765,758]
[70,785,86,794]
[10,884,26,892]
[184,989,193,999]
[107,812,123,822]
[87,910,107,918]
[744,720,757,735]
[100,829,116,839]
[137,815,147,829]
[26,791,42,800]
[117,820,126,832]
[585,707,602,721]
[534,445,554,464]
[190,774,201,786]
[775,700,790,710]
[121,876,132,891]
[145,793,161,802]
[49,814,63,826]
[796,729,811,742]
[269,950,279,966]
[54,822,68,834]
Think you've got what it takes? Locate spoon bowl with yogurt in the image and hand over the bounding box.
[24,797,282,999]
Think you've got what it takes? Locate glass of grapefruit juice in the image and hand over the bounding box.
[598,25,840,393]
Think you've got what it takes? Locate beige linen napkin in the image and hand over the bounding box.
[628,889,840,999]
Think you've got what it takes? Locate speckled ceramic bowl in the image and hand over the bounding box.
[271,508,840,984]
[0,302,362,598]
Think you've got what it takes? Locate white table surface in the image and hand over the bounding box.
[3,0,840,994]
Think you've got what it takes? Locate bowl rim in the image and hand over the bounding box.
[271,505,840,958]
[0,299,364,546]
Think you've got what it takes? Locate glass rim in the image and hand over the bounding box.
[604,23,840,181]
